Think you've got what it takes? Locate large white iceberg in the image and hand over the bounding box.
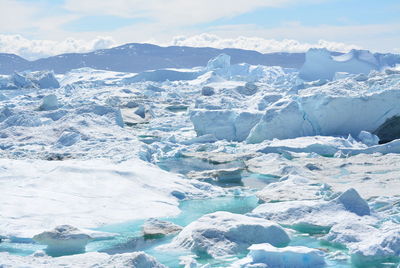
[247,89,400,143]
[32,225,92,256]
[250,188,373,231]
[299,49,380,81]
[162,211,290,258]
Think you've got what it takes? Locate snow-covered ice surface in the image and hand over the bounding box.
[0,50,400,267]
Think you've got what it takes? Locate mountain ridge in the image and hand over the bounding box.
[0,43,399,75]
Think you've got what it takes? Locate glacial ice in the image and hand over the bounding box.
[142,218,183,238]
[162,211,290,258]
[190,110,262,141]
[358,130,379,146]
[232,243,326,268]
[32,225,93,256]
[0,251,167,268]
[0,51,399,267]
[9,71,60,89]
[324,221,400,264]
[256,174,332,202]
[299,48,380,81]
[250,188,374,230]
[39,94,59,111]
[206,53,231,73]
[0,158,224,239]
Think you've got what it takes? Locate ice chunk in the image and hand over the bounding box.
[77,105,124,127]
[190,110,237,141]
[126,69,202,82]
[256,175,331,202]
[247,101,314,143]
[181,134,217,145]
[325,221,400,265]
[336,188,370,216]
[201,86,215,96]
[142,218,182,238]
[300,48,379,81]
[246,89,400,143]
[39,94,59,111]
[0,251,166,268]
[162,211,290,258]
[0,107,13,123]
[35,71,60,89]
[250,188,373,231]
[233,243,325,268]
[187,167,244,183]
[102,251,167,268]
[206,53,231,71]
[32,225,92,256]
[358,130,379,146]
[2,112,42,127]
[351,228,400,265]
[56,131,81,147]
[235,82,258,96]
[125,100,139,108]
[11,72,35,88]
[134,104,146,118]
[190,110,262,141]
[11,71,60,89]
[324,221,377,246]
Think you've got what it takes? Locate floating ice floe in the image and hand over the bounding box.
[324,221,400,265]
[162,211,290,258]
[0,158,224,239]
[142,218,183,238]
[256,174,333,202]
[32,225,109,256]
[0,251,166,268]
[232,243,326,268]
[250,188,374,232]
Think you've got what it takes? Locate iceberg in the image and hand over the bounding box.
[32,225,93,256]
[162,211,290,258]
[250,188,373,231]
[299,48,380,81]
[232,243,326,268]
[39,94,59,111]
[0,251,166,268]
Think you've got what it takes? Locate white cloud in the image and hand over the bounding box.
[0,32,364,61]
[0,0,79,35]
[0,35,116,60]
[199,22,400,53]
[0,0,397,54]
[167,33,362,53]
[63,0,320,27]
[0,0,38,32]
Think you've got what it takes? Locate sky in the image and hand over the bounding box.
[0,0,399,59]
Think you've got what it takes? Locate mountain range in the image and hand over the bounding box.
[0,43,399,74]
